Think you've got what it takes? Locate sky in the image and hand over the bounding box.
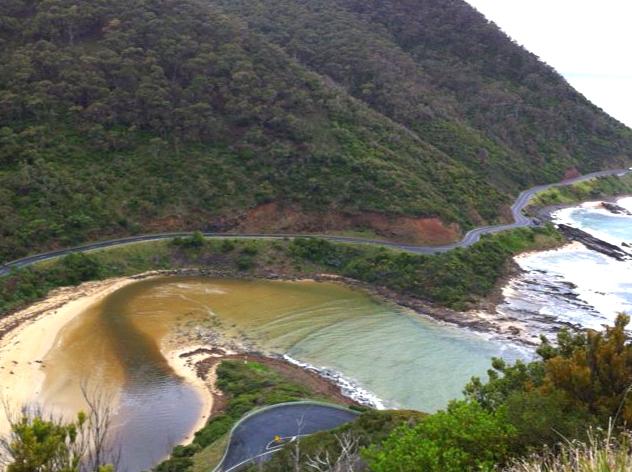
[465,0,632,128]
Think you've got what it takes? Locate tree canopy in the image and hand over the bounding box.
[0,0,630,260]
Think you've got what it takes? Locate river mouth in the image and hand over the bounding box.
[38,276,525,471]
[41,279,207,472]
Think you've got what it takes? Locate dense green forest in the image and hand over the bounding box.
[1,0,630,261]
[212,0,632,188]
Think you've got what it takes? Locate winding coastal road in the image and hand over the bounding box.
[215,402,359,472]
[0,168,628,276]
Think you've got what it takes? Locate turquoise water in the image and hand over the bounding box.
[286,308,524,411]
[548,198,632,319]
[499,197,632,338]
[557,199,632,244]
[172,278,527,412]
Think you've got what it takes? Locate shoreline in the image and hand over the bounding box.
[1,190,625,434]
[163,345,218,446]
[0,271,364,450]
[489,195,632,345]
[0,270,228,454]
[466,194,632,344]
[184,350,363,412]
[2,191,628,353]
[530,193,632,223]
[0,274,161,436]
[0,194,627,466]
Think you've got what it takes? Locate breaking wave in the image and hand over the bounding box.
[282,354,386,409]
[497,196,632,341]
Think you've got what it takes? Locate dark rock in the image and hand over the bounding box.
[507,326,521,335]
[601,202,632,215]
[557,224,631,261]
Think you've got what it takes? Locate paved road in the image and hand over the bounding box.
[217,402,359,472]
[0,168,628,276]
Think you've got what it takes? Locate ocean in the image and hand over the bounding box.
[497,197,632,343]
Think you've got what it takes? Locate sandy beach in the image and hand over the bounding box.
[0,272,215,444]
[163,345,219,445]
[0,276,140,435]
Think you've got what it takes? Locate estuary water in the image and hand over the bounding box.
[34,197,632,471]
[40,277,524,470]
[498,197,632,341]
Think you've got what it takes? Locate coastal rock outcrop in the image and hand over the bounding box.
[600,202,632,215]
[557,224,631,261]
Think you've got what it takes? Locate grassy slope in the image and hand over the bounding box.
[528,173,632,208]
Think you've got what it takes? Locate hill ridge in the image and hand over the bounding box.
[0,0,629,260]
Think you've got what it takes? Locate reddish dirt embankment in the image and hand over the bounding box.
[235,202,460,245]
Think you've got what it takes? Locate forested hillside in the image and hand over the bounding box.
[1,0,630,260]
[214,0,632,188]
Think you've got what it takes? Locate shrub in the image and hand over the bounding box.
[171,232,205,248]
[236,254,254,271]
[220,239,236,252]
[364,401,517,472]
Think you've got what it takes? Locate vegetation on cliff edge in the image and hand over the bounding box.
[529,173,632,209]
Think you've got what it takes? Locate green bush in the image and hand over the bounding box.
[235,255,255,271]
[220,240,236,252]
[289,226,561,308]
[0,253,105,314]
[364,401,516,472]
[171,232,205,249]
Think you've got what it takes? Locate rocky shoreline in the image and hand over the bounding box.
[556,224,631,261]
[532,196,632,262]
[493,195,632,344]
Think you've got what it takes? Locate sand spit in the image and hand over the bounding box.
[0,272,167,436]
[163,344,224,446]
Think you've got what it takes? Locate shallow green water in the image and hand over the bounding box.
[286,309,524,410]
[42,276,525,470]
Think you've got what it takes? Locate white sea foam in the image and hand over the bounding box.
[516,246,632,327]
[501,200,632,338]
[282,354,387,409]
[552,207,631,247]
[618,197,632,212]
